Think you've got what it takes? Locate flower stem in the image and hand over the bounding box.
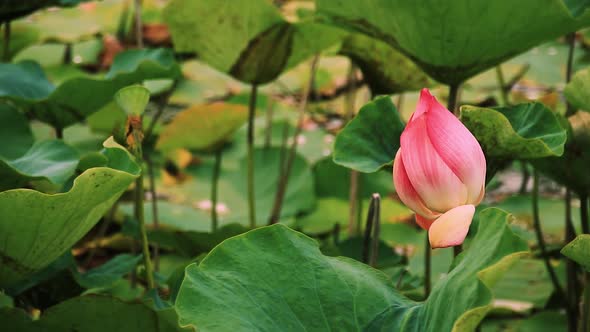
[495,65,509,106]
[247,84,258,228]
[565,32,576,117]
[145,156,159,271]
[211,149,223,232]
[425,236,431,297]
[362,194,381,267]
[135,172,155,290]
[3,21,10,62]
[268,56,319,224]
[580,195,589,332]
[264,97,274,149]
[134,0,143,48]
[532,170,565,298]
[566,189,579,332]
[447,83,460,115]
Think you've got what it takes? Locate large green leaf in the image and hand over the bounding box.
[333,96,404,173]
[156,103,248,152]
[561,234,590,271]
[0,140,79,191]
[460,102,567,159]
[175,208,527,331]
[317,0,590,84]
[564,66,590,112]
[0,140,139,288]
[0,295,189,332]
[164,0,344,84]
[339,33,431,95]
[0,103,34,159]
[0,0,90,22]
[0,49,180,129]
[532,111,590,195]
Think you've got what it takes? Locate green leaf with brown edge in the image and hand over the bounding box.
[561,234,590,271]
[175,208,527,331]
[0,295,191,332]
[460,102,567,159]
[163,0,344,84]
[156,103,248,153]
[564,66,590,112]
[0,139,139,288]
[339,33,431,95]
[333,95,404,173]
[0,49,180,130]
[317,0,590,85]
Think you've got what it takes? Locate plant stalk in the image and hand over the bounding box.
[247,84,258,228]
[369,194,381,267]
[495,65,509,106]
[532,170,565,298]
[580,195,589,332]
[211,149,223,232]
[566,189,579,332]
[145,156,159,271]
[134,173,155,290]
[362,195,375,264]
[425,236,431,298]
[264,97,274,149]
[268,56,319,224]
[3,20,10,62]
[447,83,460,116]
[345,63,360,235]
[134,0,143,48]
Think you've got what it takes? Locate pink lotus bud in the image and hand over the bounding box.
[393,89,486,248]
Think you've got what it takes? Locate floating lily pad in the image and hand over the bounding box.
[164,0,344,84]
[460,102,567,159]
[317,0,590,84]
[333,95,404,173]
[0,139,139,288]
[176,208,527,331]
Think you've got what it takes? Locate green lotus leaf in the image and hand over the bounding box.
[0,0,90,22]
[460,102,567,159]
[0,295,189,332]
[339,33,431,95]
[0,48,180,130]
[175,208,527,331]
[0,140,79,191]
[564,66,590,112]
[0,139,139,288]
[163,0,344,84]
[115,85,150,116]
[561,234,590,271]
[156,103,248,153]
[333,96,404,173]
[317,0,590,84]
[532,111,590,195]
[0,103,34,159]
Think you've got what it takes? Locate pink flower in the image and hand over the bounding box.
[393,89,486,248]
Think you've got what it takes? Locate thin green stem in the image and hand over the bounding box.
[566,33,576,116]
[425,235,431,298]
[145,156,159,271]
[211,149,223,232]
[3,21,10,62]
[348,170,360,235]
[247,84,258,228]
[55,127,64,139]
[495,65,509,106]
[268,56,319,224]
[63,43,72,64]
[580,195,589,332]
[447,83,460,115]
[519,161,530,195]
[362,195,376,264]
[134,0,143,48]
[264,97,274,149]
[135,172,155,290]
[566,189,579,332]
[532,170,565,298]
[369,194,381,267]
